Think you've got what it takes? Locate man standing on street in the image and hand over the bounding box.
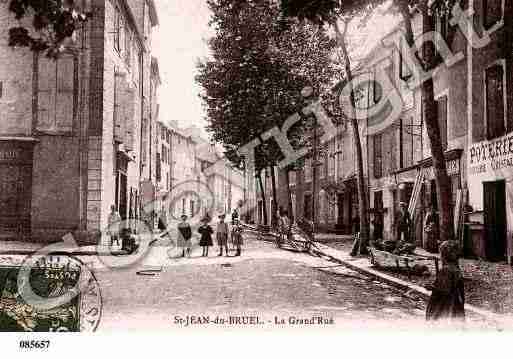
[231,208,239,225]
[108,205,121,247]
[217,214,229,256]
[397,202,411,243]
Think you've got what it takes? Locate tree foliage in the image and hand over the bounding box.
[7,0,91,58]
[196,0,343,173]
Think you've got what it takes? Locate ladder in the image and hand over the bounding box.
[408,169,424,218]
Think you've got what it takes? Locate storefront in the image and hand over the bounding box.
[0,139,35,241]
[418,150,463,251]
[335,177,358,235]
[467,134,513,263]
[372,149,463,248]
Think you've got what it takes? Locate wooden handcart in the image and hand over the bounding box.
[369,247,439,279]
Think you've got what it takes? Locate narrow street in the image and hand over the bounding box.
[91,232,490,331]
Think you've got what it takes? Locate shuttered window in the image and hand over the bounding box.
[114,7,121,52]
[37,55,76,133]
[125,26,132,67]
[124,87,135,151]
[373,134,383,179]
[373,68,382,104]
[156,153,161,182]
[483,0,503,29]
[304,158,312,182]
[114,72,136,149]
[289,171,296,184]
[114,73,127,142]
[485,64,505,140]
[437,96,448,150]
[141,119,148,166]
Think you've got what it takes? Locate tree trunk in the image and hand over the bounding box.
[257,172,268,226]
[419,5,455,243]
[333,21,370,255]
[270,165,278,229]
[284,167,294,222]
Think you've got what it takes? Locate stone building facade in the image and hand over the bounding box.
[0,0,159,243]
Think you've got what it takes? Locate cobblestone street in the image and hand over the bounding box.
[92,232,493,331]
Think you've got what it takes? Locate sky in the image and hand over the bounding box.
[152,0,213,134]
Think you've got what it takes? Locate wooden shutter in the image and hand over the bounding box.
[37,56,57,130]
[486,65,505,140]
[373,68,383,104]
[114,73,126,142]
[373,134,382,178]
[55,56,75,131]
[124,87,136,151]
[437,96,448,150]
[484,0,502,29]
[156,153,161,181]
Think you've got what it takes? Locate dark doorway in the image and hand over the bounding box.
[0,165,32,240]
[430,180,438,211]
[116,152,129,220]
[257,201,263,224]
[483,180,507,261]
[337,193,343,226]
[373,191,384,240]
[118,173,128,220]
[304,194,312,220]
[0,142,33,241]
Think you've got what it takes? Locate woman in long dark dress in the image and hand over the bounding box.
[178,215,192,257]
[198,217,214,257]
[426,241,465,323]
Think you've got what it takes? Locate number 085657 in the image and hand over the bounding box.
[19,340,50,349]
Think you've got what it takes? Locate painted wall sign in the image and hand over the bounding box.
[0,142,34,165]
[422,159,460,179]
[0,150,19,161]
[469,134,513,175]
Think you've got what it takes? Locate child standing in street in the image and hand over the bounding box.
[231,220,244,256]
[198,217,213,257]
[178,215,192,258]
[216,214,229,256]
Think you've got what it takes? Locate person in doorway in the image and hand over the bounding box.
[216,214,229,256]
[278,210,291,248]
[178,215,192,258]
[198,217,214,257]
[231,220,244,256]
[426,241,465,323]
[352,215,360,235]
[108,205,121,247]
[424,207,439,253]
[371,213,384,249]
[157,214,167,232]
[372,214,383,241]
[120,227,138,253]
[396,202,412,242]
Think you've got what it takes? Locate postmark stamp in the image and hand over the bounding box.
[0,254,102,332]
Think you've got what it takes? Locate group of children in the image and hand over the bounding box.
[176,213,244,258]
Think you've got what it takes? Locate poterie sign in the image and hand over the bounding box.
[469,134,513,175]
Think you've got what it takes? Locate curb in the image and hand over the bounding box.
[310,242,508,327]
